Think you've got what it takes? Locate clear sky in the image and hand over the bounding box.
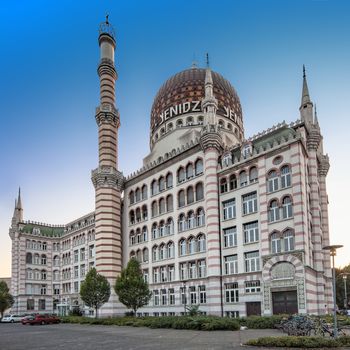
[0,0,349,277]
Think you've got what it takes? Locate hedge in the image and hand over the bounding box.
[61,315,240,331]
[239,315,286,329]
[246,335,350,348]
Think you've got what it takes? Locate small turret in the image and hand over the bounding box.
[299,65,314,124]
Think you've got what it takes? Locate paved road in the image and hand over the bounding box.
[0,323,282,349]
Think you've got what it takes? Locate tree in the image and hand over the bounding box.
[80,268,110,318]
[114,258,152,315]
[0,281,14,319]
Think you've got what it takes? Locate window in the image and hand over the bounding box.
[142,185,147,200]
[159,177,165,192]
[169,288,175,305]
[159,198,165,214]
[187,187,194,204]
[224,255,238,275]
[135,188,141,202]
[283,230,295,252]
[153,268,159,283]
[195,159,203,175]
[245,280,261,293]
[179,240,186,256]
[198,260,206,278]
[249,167,258,183]
[180,263,187,280]
[242,192,258,215]
[282,196,293,219]
[186,163,194,179]
[142,226,148,241]
[188,237,196,254]
[178,190,185,208]
[225,282,239,303]
[41,270,47,280]
[268,170,279,192]
[188,211,195,229]
[80,248,85,261]
[89,245,94,259]
[189,286,197,304]
[74,266,79,278]
[153,290,159,305]
[243,221,259,244]
[229,175,237,190]
[180,287,186,304]
[197,208,205,226]
[166,195,173,212]
[178,167,185,183]
[245,251,260,272]
[152,246,158,261]
[161,289,167,305]
[224,227,237,247]
[239,171,248,187]
[41,255,47,265]
[167,242,174,258]
[26,252,32,264]
[166,173,173,188]
[269,200,280,222]
[220,178,228,193]
[195,182,204,201]
[80,264,85,277]
[223,199,236,220]
[151,180,157,195]
[188,262,196,279]
[151,201,158,217]
[168,265,175,281]
[199,285,206,304]
[74,281,79,293]
[27,299,34,310]
[129,191,135,205]
[40,284,47,295]
[38,299,46,310]
[226,311,240,318]
[178,214,186,232]
[198,235,206,252]
[160,267,167,282]
[281,165,291,188]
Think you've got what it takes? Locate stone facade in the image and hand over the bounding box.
[8,19,332,318]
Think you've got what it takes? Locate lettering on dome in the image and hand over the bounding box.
[155,100,239,126]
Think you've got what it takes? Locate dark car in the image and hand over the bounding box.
[22,314,60,325]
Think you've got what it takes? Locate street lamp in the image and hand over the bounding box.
[340,273,350,310]
[323,244,343,338]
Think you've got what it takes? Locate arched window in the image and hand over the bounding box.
[129,210,135,225]
[283,230,295,252]
[151,180,157,196]
[187,211,195,229]
[197,234,206,252]
[129,191,134,205]
[195,159,203,175]
[135,188,141,202]
[178,214,186,232]
[271,232,281,254]
[281,165,291,188]
[166,195,173,212]
[143,248,149,262]
[167,123,173,131]
[186,116,194,126]
[178,167,185,183]
[195,182,204,201]
[136,228,142,243]
[220,178,228,193]
[26,252,32,264]
[178,190,185,208]
[176,119,183,128]
[218,119,224,128]
[179,239,186,256]
[130,231,135,245]
[142,226,148,241]
[186,163,194,179]
[239,170,247,187]
[187,187,194,204]
[268,170,279,192]
[142,205,148,220]
[159,220,165,237]
[41,269,47,280]
[229,174,237,190]
[159,198,165,214]
[135,207,141,222]
[282,196,293,219]
[142,184,148,200]
[197,208,205,226]
[249,167,258,183]
[166,173,173,188]
[130,251,136,259]
[53,255,60,267]
[188,237,196,254]
[26,268,33,279]
[152,223,158,239]
[166,218,174,235]
[167,242,174,258]
[198,116,204,125]
[159,176,165,192]
[41,254,47,265]
[269,200,280,222]
[136,249,142,262]
[152,246,158,261]
[159,244,166,260]
[151,201,158,217]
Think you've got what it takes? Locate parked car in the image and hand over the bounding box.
[1,314,23,323]
[21,314,60,325]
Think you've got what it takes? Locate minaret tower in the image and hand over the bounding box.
[299,65,314,124]
[91,16,123,316]
[200,62,224,315]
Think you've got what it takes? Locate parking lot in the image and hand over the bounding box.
[0,322,282,349]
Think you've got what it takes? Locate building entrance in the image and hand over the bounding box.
[246,302,261,316]
[272,290,298,314]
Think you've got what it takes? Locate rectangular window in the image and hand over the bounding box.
[168,265,175,282]
[27,299,34,310]
[153,290,159,306]
[197,260,206,278]
[161,289,167,305]
[180,263,187,280]
[188,262,196,279]
[244,251,260,272]
[74,281,79,293]
[74,250,78,263]
[74,266,79,278]
[224,226,237,247]
[225,311,240,318]
[160,266,167,282]
[169,288,175,305]
[89,245,94,259]
[189,286,197,304]
[243,221,259,244]
[180,287,186,304]
[153,268,159,283]
[225,282,239,303]
[80,248,85,261]
[242,192,258,215]
[223,199,236,220]
[80,264,85,278]
[40,284,47,295]
[245,280,261,293]
[53,284,60,295]
[38,299,46,310]
[199,285,206,304]
[224,255,238,275]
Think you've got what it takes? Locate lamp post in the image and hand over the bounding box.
[323,244,343,338]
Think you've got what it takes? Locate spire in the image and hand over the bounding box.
[206,53,210,68]
[17,187,22,210]
[299,65,314,124]
[201,61,218,125]
[314,103,319,125]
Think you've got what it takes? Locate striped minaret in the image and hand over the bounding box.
[200,67,224,316]
[91,17,123,316]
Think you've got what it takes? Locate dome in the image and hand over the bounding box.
[150,67,243,137]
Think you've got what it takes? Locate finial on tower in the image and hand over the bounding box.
[106,13,109,24]
[17,187,22,210]
[299,64,314,123]
[303,64,306,78]
[99,14,115,40]
[314,103,319,125]
[206,53,210,68]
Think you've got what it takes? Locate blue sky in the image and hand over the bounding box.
[0,0,349,276]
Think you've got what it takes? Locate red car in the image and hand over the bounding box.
[21,314,60,325]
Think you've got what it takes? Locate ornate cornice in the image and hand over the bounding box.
[318,154,330,177]
[306,125,321,151]
[95,104,120,127]
[199,125,224,153]
[91,166,124,190]
[97,58,117,80]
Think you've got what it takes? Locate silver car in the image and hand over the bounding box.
[1,314,23,323]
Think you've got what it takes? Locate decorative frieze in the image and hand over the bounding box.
[199,125,223,153]
[91,166,124,190]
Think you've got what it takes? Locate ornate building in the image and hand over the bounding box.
[8,19,332,317]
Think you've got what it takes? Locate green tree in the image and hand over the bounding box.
[80,268,110,318]
[0,281,14,319]
[114,258,152,315]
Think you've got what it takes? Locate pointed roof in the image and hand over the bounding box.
[16,187,22,210]
[301,65,311,106]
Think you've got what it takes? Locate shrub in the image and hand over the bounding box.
[245,336,348,348]
[239,315,286,329]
